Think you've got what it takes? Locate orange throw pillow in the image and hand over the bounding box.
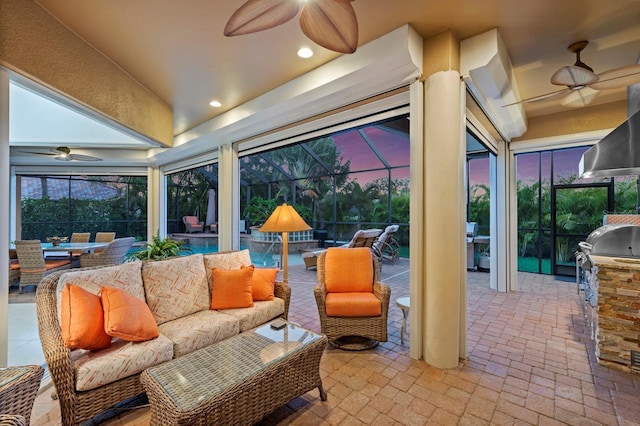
[60,284,112,351]
[101,286,159,342]
[211,265,254,309]
[250,266,277,301]
[324,247,374,293]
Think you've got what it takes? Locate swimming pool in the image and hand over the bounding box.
[182,244,305,267]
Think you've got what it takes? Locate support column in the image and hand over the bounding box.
[423,70,466,368]
[0,68,9,367]
[147,166,162,239]
[218,144,240,251]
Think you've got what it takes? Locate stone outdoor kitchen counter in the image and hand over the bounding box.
[589,255,640,373]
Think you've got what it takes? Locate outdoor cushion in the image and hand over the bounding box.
[325,247,374,293]
[325,292,382,317]
[251,267,278,301]
[158,310,240,357]
[60,284,112,351]
[220,299,285,332]
[57,261,144,323]
[143,254,210,325]
[210,265,254,309]
[72,334,173,391]
[203,249,252,285]
[101,286,159,342]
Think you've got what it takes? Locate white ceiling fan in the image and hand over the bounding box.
[508,40,640,108]
[19,146,103,162]
[224,0,359,54]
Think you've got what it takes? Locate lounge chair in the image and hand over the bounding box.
[372,225,400,267]
[183,215,204,233]
[302,228,382,270]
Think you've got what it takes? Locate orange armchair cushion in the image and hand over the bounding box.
[101,286,159,342]
[211,265,254,309]
[324,247,374,293]
[184,216,199,225]
[325,292,382,317]
[250,266,277,301]
[60,284,112,351]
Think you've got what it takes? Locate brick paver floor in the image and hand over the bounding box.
[31,258,640,425]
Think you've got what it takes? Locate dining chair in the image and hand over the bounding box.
[79,237,135,267]
[94,232,116,253]
[14,240,71,293]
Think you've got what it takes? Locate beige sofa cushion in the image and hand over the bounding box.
[73,334,173,391]
[203,249,252,284]
[158,310,240,358]
[57,261,144,322]
[143,254,210,325]
[219,299,285,332]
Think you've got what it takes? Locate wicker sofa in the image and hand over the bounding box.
[36,250,290,426]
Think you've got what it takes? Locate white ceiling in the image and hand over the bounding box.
[9,0,640,165]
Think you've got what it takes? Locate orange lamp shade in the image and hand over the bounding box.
[259,203,311,233]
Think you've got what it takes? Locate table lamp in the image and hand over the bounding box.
[259,203,311,284]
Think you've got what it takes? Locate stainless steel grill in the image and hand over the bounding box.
[579,224,640,258]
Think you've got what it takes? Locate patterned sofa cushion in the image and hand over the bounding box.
[57,261,144,323]
[158,310,240,358]
[203,249,252,285]
[72,334,173,391]
[142,254,210,325]
[219,299,285,332]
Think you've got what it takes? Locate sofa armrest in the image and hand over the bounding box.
[274,281,291,319]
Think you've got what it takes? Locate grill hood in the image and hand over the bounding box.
[579,108,640,178]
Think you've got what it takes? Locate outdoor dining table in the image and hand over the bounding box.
[10,242,108,254]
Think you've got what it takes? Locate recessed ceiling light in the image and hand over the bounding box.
[209,100,222,107]
[297,47,314,58]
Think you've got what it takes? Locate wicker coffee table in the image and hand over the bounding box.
[141,320,327,425]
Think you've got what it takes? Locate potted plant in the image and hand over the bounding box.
[127,233,193,261]
[243,197,277,227]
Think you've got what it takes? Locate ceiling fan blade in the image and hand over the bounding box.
[19,151,57,156]
[501,87,569,107]
[589,64,640,91]
[67,153,103,162]
[560,86,600,108]
[224,0,300,36]
[300,0,358,54]
[551,65,598,87]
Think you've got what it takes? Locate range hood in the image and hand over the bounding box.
[579,107,640,178]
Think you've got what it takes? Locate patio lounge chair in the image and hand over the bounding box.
[183,215,204,233]
[302,228,382,270]
[14,240,71,293]
[79,237,135,267]
[372,225,400,267]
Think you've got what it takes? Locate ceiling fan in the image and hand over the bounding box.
[19,146,102,162]
[508,40,640,108]
[224,0,359,54]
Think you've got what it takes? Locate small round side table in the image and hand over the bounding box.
[396,297,410,344]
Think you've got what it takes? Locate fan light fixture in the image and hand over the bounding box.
[224,0,359,54]
[504,40,640,108]
[297,47,314,58]
[259,203,311,284]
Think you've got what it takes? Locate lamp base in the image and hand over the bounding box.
[329,336,379,351]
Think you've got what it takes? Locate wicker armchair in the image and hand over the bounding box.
[314,248,390,344]
[14,240,71,293]
[79,237,135,268]
[182,215,204,233]
[0,365,44,426]
[9,249,20,288]
[302,228,382,270]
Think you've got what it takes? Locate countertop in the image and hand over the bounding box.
[590,255,640,271]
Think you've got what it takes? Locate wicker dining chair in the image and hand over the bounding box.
[314,247,390,346]
[14,240,72,293]
[93,232,116,253]
[70,232,90,243]
[0,365,44,426]
[9,249,20,288]
[79,237,135,267]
